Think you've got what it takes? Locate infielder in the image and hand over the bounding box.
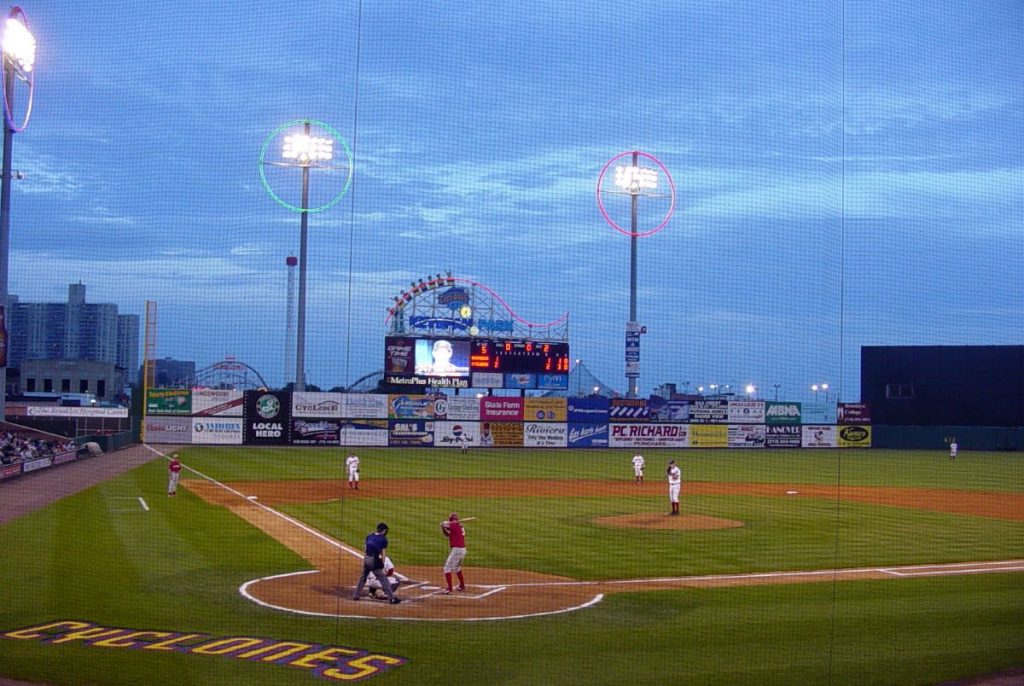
[345,453,360,490]
[666,459,682,515]
[440,513,467,594]
[167,454,182,496]
[365,555,403,599]
[632,452,645,484]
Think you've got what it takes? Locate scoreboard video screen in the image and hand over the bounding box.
[385,336,569,389]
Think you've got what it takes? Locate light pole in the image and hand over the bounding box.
[812,384,819,402]
[259,119,352,391]
[773,383,781,401]
[575,358,582,396]
[745,384,756,399]
[0,6,35,418]
[597,150,675,399]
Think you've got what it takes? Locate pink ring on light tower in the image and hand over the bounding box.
[2,6,35,133]
[595,150,676,238]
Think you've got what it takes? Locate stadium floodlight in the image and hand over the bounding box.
[2,15,34,73]
[614,164,658,193]
[282,134,333,162]
[745,384,756,397]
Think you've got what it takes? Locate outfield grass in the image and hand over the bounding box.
[0,446,1021,685]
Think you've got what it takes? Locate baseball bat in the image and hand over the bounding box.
[441,517,477,524]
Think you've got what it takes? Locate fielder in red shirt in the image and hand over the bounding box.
[440,513,466,594]
[167,454,182,496]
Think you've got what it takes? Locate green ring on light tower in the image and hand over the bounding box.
[258,119,353,213]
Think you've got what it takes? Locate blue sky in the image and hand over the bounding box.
[7,1,1022,399]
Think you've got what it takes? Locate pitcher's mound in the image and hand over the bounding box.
[594,513,744,530]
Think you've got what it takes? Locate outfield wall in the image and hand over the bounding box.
[142,390,875,449]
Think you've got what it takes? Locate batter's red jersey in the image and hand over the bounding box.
[447,522,465,548]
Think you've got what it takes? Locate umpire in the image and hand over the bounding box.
[352,522,402,604]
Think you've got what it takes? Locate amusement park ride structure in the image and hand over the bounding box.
[385,271,569,343]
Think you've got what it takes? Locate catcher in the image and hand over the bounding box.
[440,513,467,594]
[365,555,403,599]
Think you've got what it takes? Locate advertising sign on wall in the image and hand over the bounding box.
[727,424,766,448]
[689,400,728,424]
[838,403,871,425]
[192,418,244,445]
[765,424,801,448]
[609,398,650,422]
[802,425,837,448]
[472,372,504,388]
[244,391,291,445]
[567,397,609,423]
[291,392,343,418]
[837,425,872,447]
[340,420,389,446]
[649,399,689,423]
[146,388,191,415]
[290,418,342,445]
[728,401,765,424]
[689,423,727,447]
[524,397,566,422]
[434,421,480,449]
[764,402,802,425]
[341,394,389,419]
[191,389,244,417]
[504,373,536,390]
[609,423,688,448]
[537,373,568,390]
[481,397,524,422]
[389,420,435,446]
[487,422,522,447]
[144,415,192,443]
[523,422,567,447]
[433,395,479,421]
[388,395,434,419]
[566,423,608,447]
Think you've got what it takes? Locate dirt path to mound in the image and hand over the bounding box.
[182,478,1024,621]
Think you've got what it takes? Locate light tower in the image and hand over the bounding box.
[284,255,297,387]
[0,6,36,417]
[259,119,353,391]
[596,151,676,398]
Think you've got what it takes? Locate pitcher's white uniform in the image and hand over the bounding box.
[631,453,645,483]
[345,454,360,489]
[667,460,682,515]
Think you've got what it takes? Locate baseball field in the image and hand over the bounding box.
[0,445,1021,685]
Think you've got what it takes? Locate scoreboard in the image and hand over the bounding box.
[470,340,570,374]
[385,335,569,389]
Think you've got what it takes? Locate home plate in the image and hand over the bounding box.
[786,490,799,495]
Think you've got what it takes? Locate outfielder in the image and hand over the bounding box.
[345,453,360,490]
[632,451,645,484]
[167,454,182,496]
[440,513,467,594]
[667,459,682,515]
[949,439,958,461]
